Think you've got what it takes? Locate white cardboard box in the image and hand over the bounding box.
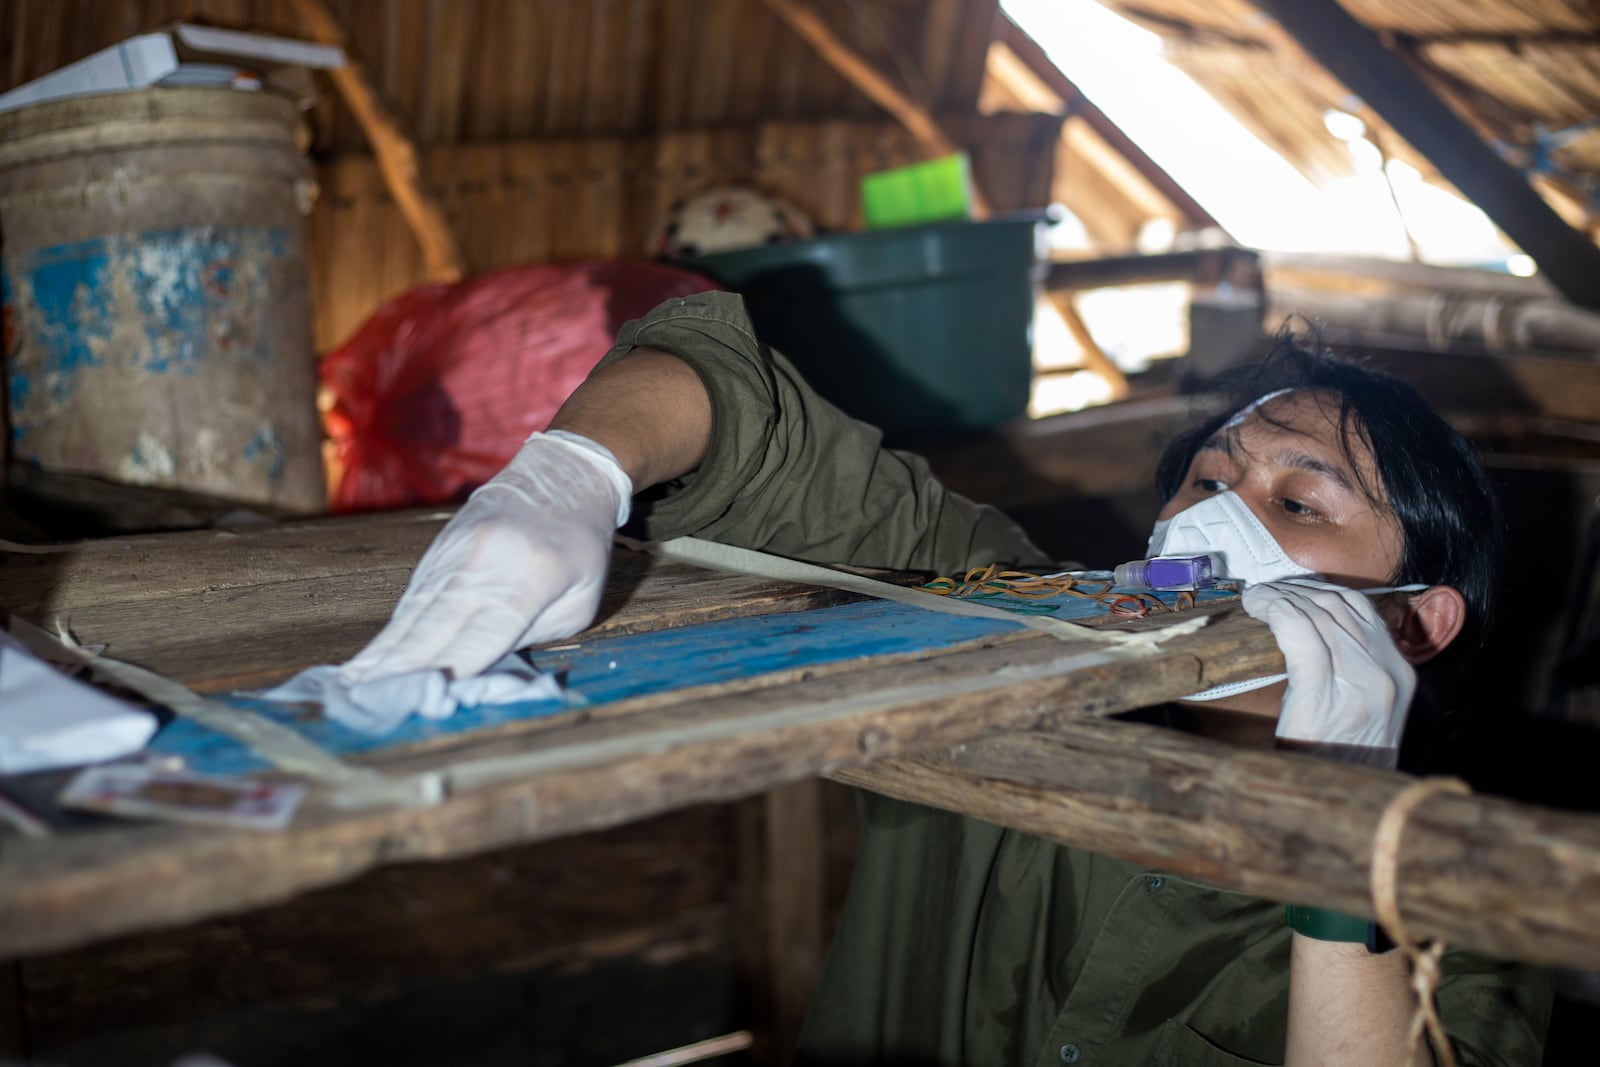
[0,23,344,115]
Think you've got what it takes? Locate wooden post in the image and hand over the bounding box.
[759,0,993,218]
[834,720,1600,968]
[289,0,466,283]
[737,781,828,1063]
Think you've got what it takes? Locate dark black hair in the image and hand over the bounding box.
[1155,336,1502,663]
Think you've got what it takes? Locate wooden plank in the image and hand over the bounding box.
[8,509,1600,978]
[834,720,1600,969]
[1253,0,1600,310]
[500,0,542,135]
[947,0,1000,110]
[614,0,654,132]
[919,0,964,107]
[19,804,738,1039]
[726,0,780,125]
[0,593,1278,956]
[381,0,427,148]
[0,516,880,693]
[421,0,470,143]
[1046,248,1264,293]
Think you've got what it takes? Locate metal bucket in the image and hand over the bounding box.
[0,88,325,513]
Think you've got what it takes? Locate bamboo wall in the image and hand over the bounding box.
[4,1,1064,354]
[306,110,1063,350]
[2,0,1001,152]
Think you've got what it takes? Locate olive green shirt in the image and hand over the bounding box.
[596,292,1551,1066]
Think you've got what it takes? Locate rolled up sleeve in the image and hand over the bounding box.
[595,291,1049,575]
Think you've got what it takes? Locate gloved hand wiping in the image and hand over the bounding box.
[1242,579,1417,767]
[340,430,632,684]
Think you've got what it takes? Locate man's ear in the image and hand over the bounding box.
[1390,585,1466,665]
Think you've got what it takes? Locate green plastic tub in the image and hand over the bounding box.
[686,216,1045,442]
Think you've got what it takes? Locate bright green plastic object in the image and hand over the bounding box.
[861,153,974,229]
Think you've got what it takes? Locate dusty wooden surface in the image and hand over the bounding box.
[0,511,1276,957]
[13,510,1600,973]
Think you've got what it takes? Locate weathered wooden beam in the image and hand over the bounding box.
[759,0,993,217]
[1251,0,1600,310]
[997,14,1221,234]
[833,720,1600,969]
[1260,251,1558,299]
[1046,248,1262,293]
[0,596,1282,956]
[1267,284,1600,356]
[288,0,465,283]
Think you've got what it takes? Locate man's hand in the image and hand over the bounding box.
[1243,579,1416,764]
[340,430,632,683]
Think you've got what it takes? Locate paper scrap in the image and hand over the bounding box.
[0,631,157,774]
[58,763,306,831]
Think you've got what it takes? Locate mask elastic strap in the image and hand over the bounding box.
[1223,387,1297,429]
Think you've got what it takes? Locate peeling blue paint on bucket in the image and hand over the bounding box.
[0,87,325,513]
[6,225,291,444]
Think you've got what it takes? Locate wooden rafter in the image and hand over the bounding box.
[996,14,1222,234]
[1251,0,1600,310]
[289,0,466,284]
[759,0,993,218]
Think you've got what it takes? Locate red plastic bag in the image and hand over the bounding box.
[321,260,716,513]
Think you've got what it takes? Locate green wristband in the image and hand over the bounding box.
[1285,904,1371,943]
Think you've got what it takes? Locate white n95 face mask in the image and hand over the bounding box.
[1145,490,1317,588]
[1146,490,1314,701]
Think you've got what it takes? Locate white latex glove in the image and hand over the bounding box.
[340,430,632,683]
[1243,579,1416,764]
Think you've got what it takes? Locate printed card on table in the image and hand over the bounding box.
[57,765,307,831]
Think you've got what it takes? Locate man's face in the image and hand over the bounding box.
[1158,389,1405,588]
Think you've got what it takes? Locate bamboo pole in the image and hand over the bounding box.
[289,0,466,283]
[758,0,993,218]
[835,720,1600,969]
[1049,293,1130,400]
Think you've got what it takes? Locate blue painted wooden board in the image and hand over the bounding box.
[149,583,1237,776]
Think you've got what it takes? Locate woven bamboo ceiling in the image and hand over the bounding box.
[3,0,1596,250]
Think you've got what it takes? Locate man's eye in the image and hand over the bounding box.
[1281,497,1316,516]
[1194,478,1227,493]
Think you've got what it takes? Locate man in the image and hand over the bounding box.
[344,292,1549,1064]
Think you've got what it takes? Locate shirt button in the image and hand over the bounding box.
[1145,875,1165,892]
[1059,1043,1081,1063]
